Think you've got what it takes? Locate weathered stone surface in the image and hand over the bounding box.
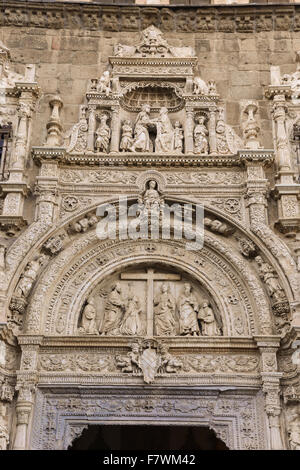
[0,2,299,452]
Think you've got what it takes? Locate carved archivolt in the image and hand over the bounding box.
[22,226,271,336]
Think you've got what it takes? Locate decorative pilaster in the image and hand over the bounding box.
[12,100,32,170]
[34,187,58,224]
[34,161,59,223]
[87,106,96,151]
[13,337,41,450]
[255,336,284,450]
[208,107,217,154]
[239,150,274,228]
[265,86,300,236]
[185,108,194,154]
[110,105,121,154]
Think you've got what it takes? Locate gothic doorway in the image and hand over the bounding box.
[69,425,228,450]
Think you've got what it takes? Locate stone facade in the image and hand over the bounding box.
[0,1,300,451]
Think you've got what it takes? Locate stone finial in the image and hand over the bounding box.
[45,95,63,147]
[242,101,261,150]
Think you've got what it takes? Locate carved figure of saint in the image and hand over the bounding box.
[120,120,133,151]
[173,121,184,154]
[130,104,151,153]
[78,297,98,335]
[155,107,174,153]
[255,256,286,304]
[194,116,209,154]
[140,180,162,211]
[97,70,111,96]
[100,282,125,335]
[198,299,221,336]
[120,294,143,336]
[15,255,46,298]
[95,114,111,153]
[154,283,176,336]
[177,283,200,336]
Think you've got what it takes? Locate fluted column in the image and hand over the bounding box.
[208,107,217,154]
[256,336,284,450]
[110,105,121,154]
[184,108,194,154]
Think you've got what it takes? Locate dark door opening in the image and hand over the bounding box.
[69,424,228,450]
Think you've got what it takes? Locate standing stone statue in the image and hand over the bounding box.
[194,116,209,154]
[15,255,47,299]
[100,282,125,335]
[95,114,111,153]
[255,256,286,304]
[155,107,174,153]
[154,283,176,336]
[120,119,133,151]
[130,104,152,152]
[78,297,99,335]
[120,293,143,336]
[177,283,200,336]
[198,299,221,336]
[173,121,184,154]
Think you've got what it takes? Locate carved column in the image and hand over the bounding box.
[0,85,39,235]
[110,105,121,154]
[265,87,300,236]
[208,107,217,154]
[87,106,96,151]
[272,95,291,172]
[184,108,194,155]
[255,336,284,449]
[13,339,41,450]
[13,102,31,170]
[0,332,16,450]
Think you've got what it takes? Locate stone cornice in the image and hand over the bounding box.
[1,2,300,33]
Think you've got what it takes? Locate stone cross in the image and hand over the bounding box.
[121,268,181,336]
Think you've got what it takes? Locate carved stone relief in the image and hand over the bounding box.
[30,389,268,450]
